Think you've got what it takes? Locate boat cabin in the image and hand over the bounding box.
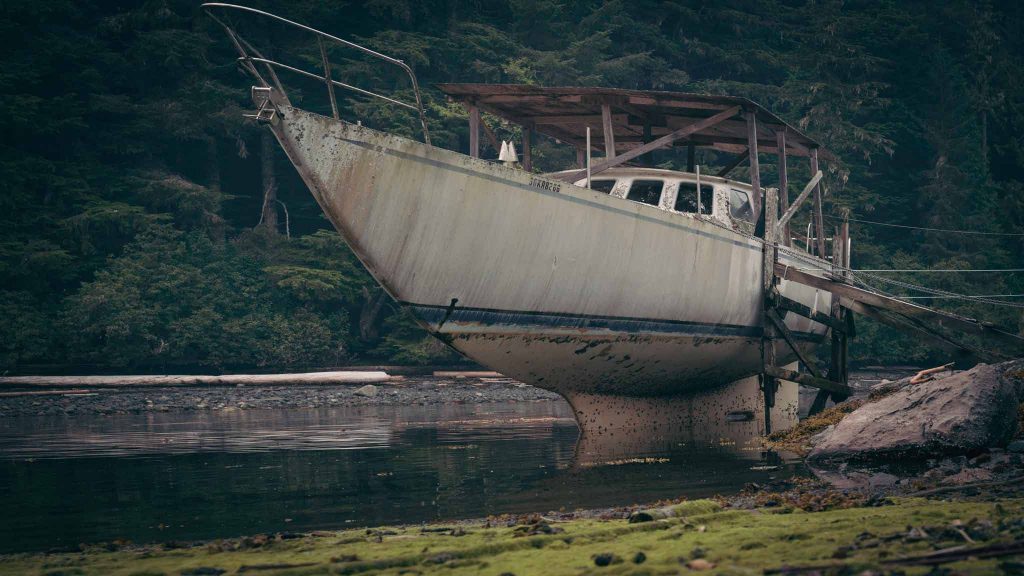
[437,84,832,252]
[552,167,758,233]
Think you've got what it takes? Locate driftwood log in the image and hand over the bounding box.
[0,371,390,389]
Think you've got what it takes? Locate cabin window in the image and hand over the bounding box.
[729,188,755,223]
[674,183,714,215]
[589,180,616,193]
[626,180,663,206]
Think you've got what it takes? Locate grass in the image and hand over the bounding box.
[3,497,1022,575]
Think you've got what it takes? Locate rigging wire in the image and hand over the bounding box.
[824,215,1024,236]
[897,294,1024,299]
[796,268,1024,273]
[777,246,1024,310]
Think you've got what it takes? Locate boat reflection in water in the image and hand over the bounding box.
[0,388,799,554]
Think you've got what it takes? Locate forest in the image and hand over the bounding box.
[2,0,1022,373]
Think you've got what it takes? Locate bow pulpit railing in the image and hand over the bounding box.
[202,3,431,145]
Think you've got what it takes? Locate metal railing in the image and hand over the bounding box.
[202,3,431,145]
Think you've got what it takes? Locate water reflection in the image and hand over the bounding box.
[0,401,799,554]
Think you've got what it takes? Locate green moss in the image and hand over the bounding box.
[4,498,1021,575]
[767,400,864,455]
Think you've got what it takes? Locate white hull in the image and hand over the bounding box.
[269,104,831,398]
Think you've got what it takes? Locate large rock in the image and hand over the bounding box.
[809,360,1024,462]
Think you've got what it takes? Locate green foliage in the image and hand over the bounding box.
[1,0,1022,371]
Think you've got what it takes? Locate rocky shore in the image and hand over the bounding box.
[0,368,908,419]
[0,376,563,418]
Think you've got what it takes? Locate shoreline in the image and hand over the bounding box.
[3,470,1022,574]
[0,369,915,419]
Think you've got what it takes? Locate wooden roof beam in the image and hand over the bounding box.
[552,105,742,182]
[530,113,629,125]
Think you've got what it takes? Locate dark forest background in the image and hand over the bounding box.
[2,0,1022,373]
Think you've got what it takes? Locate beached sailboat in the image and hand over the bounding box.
[204,5,851,439]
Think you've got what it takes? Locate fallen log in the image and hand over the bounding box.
[432,371,504,378]
[0,371,390,389]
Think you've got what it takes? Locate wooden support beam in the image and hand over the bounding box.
[480,117,501,154]
[775,171,823,236]
[775,263,1024,352]
[642,121,653,166]
[602,103,616,159]
[717,151,748,177]
[810,148,827,257]
[522,126,532,172]
[777,131,789,246]
[468,104,480,158]
[552,106,742,182]
[767,310,821,378]
[764,365,852,396]
[532,113,629,125]
[840,298,989,360]
[771,292,848,334]
[747,110,763,234]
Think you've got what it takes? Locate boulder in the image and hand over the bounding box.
[809,360,1024,462]
[353,384,379,397]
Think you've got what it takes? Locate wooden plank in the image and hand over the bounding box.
[840,298,991,360]
[771,292,848,334]
[777,131,789,246]
[764,365,852,396]
[775,171,823,235]
[717,151,748,177]
[532,114,628,125]
[468,104,480,158]
[627,95,734,110]
[551,105,742,182]
[602,103,616,158]
[767,310,821,378]
[810,148,827,257]
[775,263,1024,351]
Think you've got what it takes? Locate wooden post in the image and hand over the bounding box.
[747,110,763,236]
[643,121,653,166]
[761,185,778,434]
[469,104,480,159]
[776,130,789,246]
[810,147,826,257]
[522,126,532,172]
[601,103,616,159]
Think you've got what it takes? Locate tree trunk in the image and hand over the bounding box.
[260,131,278,231]
[359,286,389,343]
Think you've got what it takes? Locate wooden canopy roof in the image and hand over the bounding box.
[436,83,829,160]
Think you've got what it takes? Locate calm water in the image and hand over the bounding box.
[0,401,799,553]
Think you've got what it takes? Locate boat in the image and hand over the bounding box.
[204,4,846,442]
